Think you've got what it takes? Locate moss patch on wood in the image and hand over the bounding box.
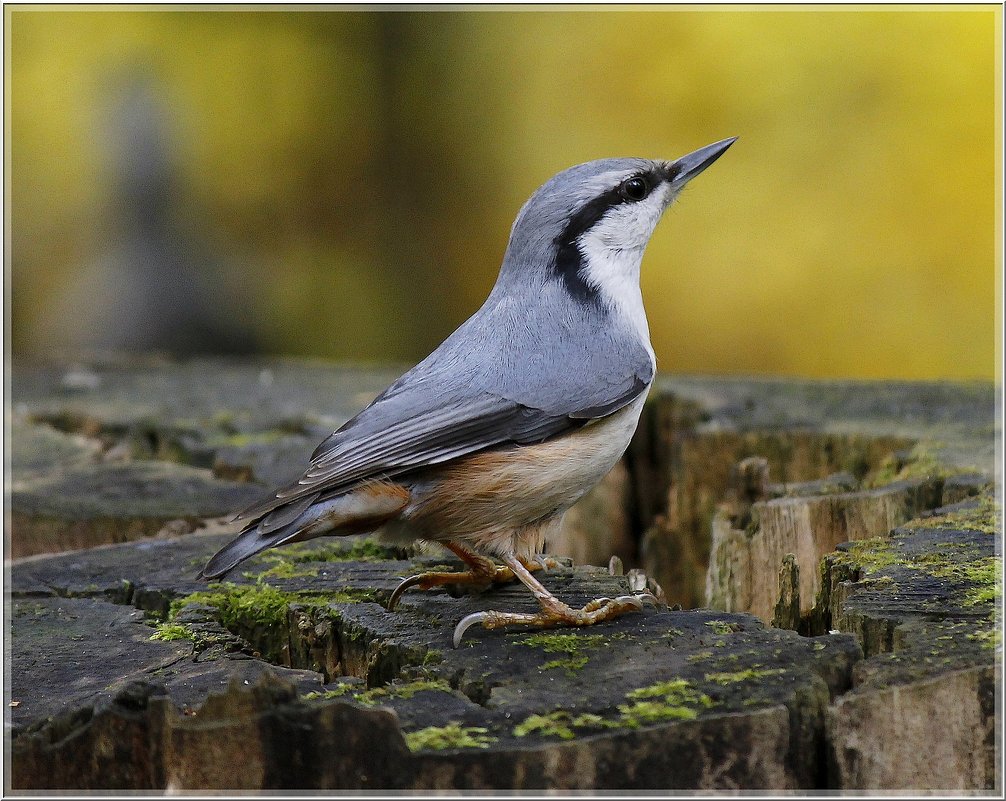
[257,538,406,565]
[863,442,954,488]
[245,561,320,581]
[356,679,453,706]
[833,538,1001,609]
[518,631,606,674]
[302,679,452,706]
[166,581,378,666]
[512,678,715,740]
[404,723,497,752]
[967,627,1001,650]
[302,684,355,701]
[149,622,193,642]
[513,711,611,740]
[171,582,377,626]
[704,667,786,685]
[908,497,1001,536]
[704,620,741,635]
[518,632,606,653]
[619,679,714,725]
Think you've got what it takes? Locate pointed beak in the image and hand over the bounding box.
[668,137,738,185]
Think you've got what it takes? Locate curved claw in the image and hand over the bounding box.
[612,595,645,611]
[633,591,661,608]
[453,611,488,648]
[388,574,426,611]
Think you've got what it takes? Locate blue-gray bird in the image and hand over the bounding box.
[201,138,736,645]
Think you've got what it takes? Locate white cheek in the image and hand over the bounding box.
[583,183,672,250]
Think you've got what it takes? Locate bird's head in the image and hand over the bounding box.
[499,138,737,306]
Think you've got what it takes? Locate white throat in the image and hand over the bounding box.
[573,183,674,367]
[576,239,654,365]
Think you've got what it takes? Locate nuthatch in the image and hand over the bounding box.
[201,138,737,646]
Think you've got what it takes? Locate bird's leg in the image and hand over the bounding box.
[388,541,556,610]
[452,554,654,647]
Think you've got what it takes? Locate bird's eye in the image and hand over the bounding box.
[620,176,650,202]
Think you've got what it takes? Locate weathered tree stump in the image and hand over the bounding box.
[6,357,1000,791]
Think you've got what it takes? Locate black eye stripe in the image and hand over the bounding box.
[551,167,664,304]
[559,168,663,245]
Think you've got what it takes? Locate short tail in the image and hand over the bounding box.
[198,482,412,580]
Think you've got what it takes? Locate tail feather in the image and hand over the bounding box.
[199,482,412,580]
[260,493,318,534]
[197,520,298,579]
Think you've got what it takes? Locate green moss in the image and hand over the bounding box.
[625,678,713,707]
[356,679,452,706]
[967,628,1001,650]
[150,622,194,642]
[172,582,295,630]
[302,683,355,701]
[518,631,605,674]
[149,621,235,652]
[513,710,614,740]
[169,581,377,633]
[704,668,785,685]
[909,497,1001,536]
[956,557,1002,606]
[518,632,605,653]
[304,679,453,706]
[838,537,1001,608]
[864,443,951,488]
[513,712,577,740]
[260,538,403,565]
[704,620,740,635]
[542,655,589,674]
[404,723,496,752]
[421,649,444,666]
[245,561,319,580]
[617,700,700,724]
[860,575,900,592]
[618,678,713,726]
[568,712,608,728]
[686,650,714,662]
[514,679,714,740]
[833,538,900,573]
[939,557,1000,607]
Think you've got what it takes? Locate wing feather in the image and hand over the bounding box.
[233,377,643,524]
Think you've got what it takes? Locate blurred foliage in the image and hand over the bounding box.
[8,8,999,378]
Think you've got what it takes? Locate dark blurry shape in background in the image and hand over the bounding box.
[7,8,999,378]
[41,66,259,354]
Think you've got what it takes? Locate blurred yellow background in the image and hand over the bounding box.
[8,7,1000,379]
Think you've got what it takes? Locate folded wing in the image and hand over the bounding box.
[234,366,651,526]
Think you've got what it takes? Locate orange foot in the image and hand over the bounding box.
[450,554,658,647]
[387,541,559,611]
